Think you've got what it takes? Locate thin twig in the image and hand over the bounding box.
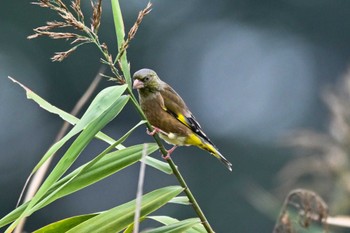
[14,68,103,233]
[133,143,148,233]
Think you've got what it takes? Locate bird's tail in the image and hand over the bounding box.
[198,140,232,171]
[204,143,232,171]
[186,133,232,171]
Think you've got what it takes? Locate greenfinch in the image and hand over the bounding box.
[133,68,232,171]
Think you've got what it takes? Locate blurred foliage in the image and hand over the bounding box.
[248,70,350,232]
[279,71,350,215]
[2,0,350,232]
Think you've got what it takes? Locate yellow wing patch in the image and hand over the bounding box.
[176,113,191,128]
[162,105,191,128]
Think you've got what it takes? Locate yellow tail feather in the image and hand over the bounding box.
[186,133,232,171]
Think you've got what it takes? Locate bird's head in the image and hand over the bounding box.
[133,68,161,92]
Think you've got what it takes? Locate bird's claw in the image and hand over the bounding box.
[162,145,177,160]
[147,127,169,136]
[147,127,160,136]
[162,154,171,160]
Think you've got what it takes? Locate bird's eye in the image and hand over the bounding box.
[144,77,150,82]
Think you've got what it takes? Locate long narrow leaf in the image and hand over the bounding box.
[8,77,80,129]
[111,0,125,47]
[142,218,201,233]
[145,156,173,174]
[148,216,179,225]
[66,186,183,232]
[33,214,98,233]
[5,90,129,232]
[9,77,127,173]
[148,216,206,233]
[36,143,158,210]
[0,143,157,229]
[169,196,191,205]
[28,95,129,211]
[111,0,131,88]
[10,77,126,150]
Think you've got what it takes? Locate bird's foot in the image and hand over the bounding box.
[162,154,171,160]
[147,127,168,136]
[147,127,161,136]
[162,145,177,160]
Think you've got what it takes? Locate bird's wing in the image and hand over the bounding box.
[160,84,214,144]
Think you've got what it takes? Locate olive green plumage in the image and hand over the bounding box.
[133,68,232,171]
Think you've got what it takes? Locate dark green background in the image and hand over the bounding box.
[1,0,350,232]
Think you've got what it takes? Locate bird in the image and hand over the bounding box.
[132,68,232,171]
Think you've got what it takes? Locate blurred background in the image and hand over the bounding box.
[1,0,350,232]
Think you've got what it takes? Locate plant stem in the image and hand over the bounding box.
[128,89,215,233]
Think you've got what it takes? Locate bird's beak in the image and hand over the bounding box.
[133,79,144,89]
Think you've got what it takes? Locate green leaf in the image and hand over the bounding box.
[9,77,128,172]
[66,186,183,233]
[123,224,135,233]
[31,85,127,171]
[186,224,206,233]
[8,76,82,129]
[40,143,158,208]
[111,0,125,47]
[5,87,129,232]
[28,95,129,211]
[169,196,191,205]
[0,143,157,229]
[0,203,27,229]
[97,131,171,174]
[148,215,179,225]
[122,217,146,233]
[33,214,98,233]
[111,0,132,88]
[148,216,206,233]
[10,77,126,150]
[145,156,173,174]
[142,218,201,233]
